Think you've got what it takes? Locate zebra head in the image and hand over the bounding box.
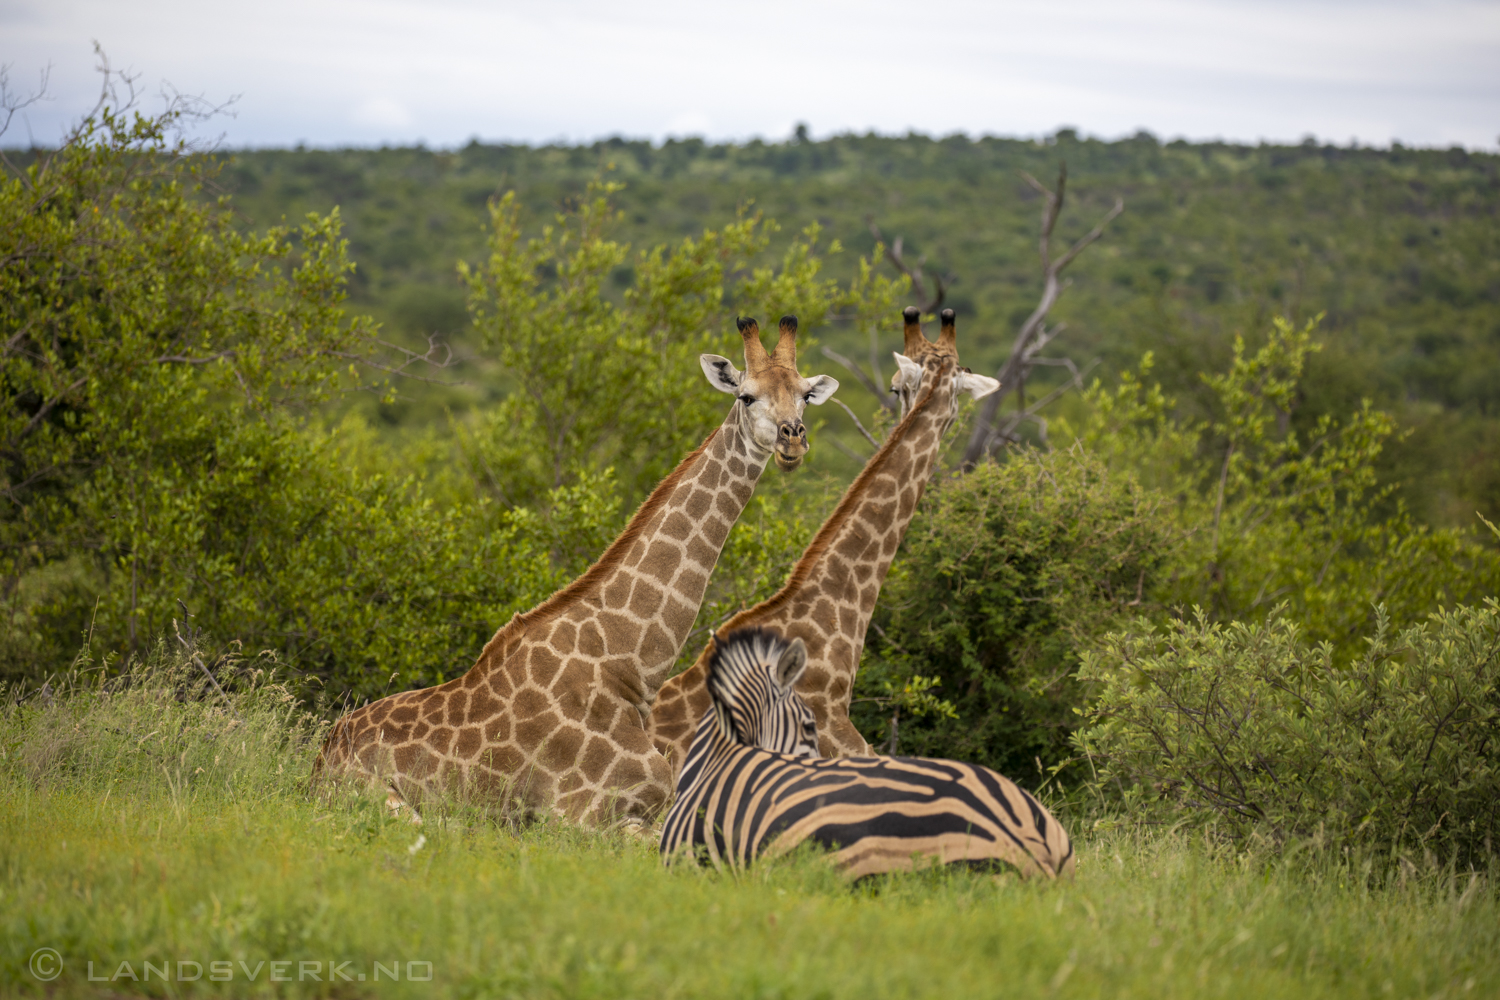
[705,627,820,758]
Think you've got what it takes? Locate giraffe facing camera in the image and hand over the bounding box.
[700,315,838,472]
[649,307,999,770]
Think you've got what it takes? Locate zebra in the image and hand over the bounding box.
[660,626,1075,880]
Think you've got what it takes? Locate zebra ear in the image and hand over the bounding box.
[773,638,808,692]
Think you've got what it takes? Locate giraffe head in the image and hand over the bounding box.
[706,627,820,757]
[890,306,1000,421]
[700,315,839,472]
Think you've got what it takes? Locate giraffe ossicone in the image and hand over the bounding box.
[312,316,839,827]
[647,306,999,769]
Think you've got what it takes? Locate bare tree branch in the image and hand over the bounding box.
[961,164,1123,467]
[152,331,464,388]
[174,605,242,722]
[825,433,873,463]
[333,331,467,387]
[828,395,882,450]
[0,63,50,160]
[821,344,897,413]
[867,217,949,315]
[989,357,1100,446]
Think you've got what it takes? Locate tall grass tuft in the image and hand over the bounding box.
[0,638,326,803]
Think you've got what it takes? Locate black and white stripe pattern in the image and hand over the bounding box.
[661,628,1075,880]
[688,627,819,772]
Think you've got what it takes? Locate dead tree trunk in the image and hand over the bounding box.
[960,165,1123,467]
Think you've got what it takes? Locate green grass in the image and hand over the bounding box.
[2,661,1495,998]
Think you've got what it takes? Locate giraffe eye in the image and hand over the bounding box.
[738,394,756,407]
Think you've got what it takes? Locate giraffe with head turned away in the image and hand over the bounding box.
[313,316,839,827]
[646,306,999,768]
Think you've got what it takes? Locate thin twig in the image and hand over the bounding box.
[825,434,872,463]
[867,217,948,314]
[829,396,882,449]
[174,602,243,721]
[821,345,897,413]
[991,358,1100,444]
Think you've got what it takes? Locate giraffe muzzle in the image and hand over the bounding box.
[774,420,809,471]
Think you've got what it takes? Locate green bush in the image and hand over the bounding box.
[1076,603,1500,863]
[856,444,1175,775]
[0,88,615,697]
[1065,319,1500,659]
[854,318,1497,783]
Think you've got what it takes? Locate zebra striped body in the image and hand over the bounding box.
[661,630,1075,880]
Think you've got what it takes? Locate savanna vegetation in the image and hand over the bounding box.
[3,656,1495,998]
[2,67,1497,997]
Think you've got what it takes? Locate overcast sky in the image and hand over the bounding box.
[3,0,1497,150]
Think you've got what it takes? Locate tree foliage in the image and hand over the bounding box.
[1067,317,1500,657]
[856,445,1175,775]
[0,85,900,701]
[214,134,1500,529]
[856,317,1499,786]
[0,81,614,696]
[459,180,901,508]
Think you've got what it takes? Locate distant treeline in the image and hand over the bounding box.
[215,131,1500,527]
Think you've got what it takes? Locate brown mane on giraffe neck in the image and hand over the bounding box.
[479,427,722,651]
[713,357,951,631]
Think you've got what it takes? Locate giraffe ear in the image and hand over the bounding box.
[956,371,1001,400]
[801,375,839,406]
[700,354,744,394]
[892,352,923,390]
[772,638,808,692]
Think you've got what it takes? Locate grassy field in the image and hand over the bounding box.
[2,663,1496,999]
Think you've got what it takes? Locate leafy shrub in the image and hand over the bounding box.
[1076,603,1500,863]
[856,444,1175,775]
[460,182,903,508]
[0,87,621,697]
[1066,318,1500,659]
[1,82,892,701]
[0,85,396,685]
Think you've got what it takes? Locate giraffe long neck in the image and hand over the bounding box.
[645,359,959,762]
[476,403,771,708]
[765,360,957,662]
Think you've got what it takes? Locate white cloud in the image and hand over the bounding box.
[664,111,712,138]
[352,98,412,130]
[1,0,1496,149]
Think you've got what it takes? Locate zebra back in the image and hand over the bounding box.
[662,630,1074,880]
